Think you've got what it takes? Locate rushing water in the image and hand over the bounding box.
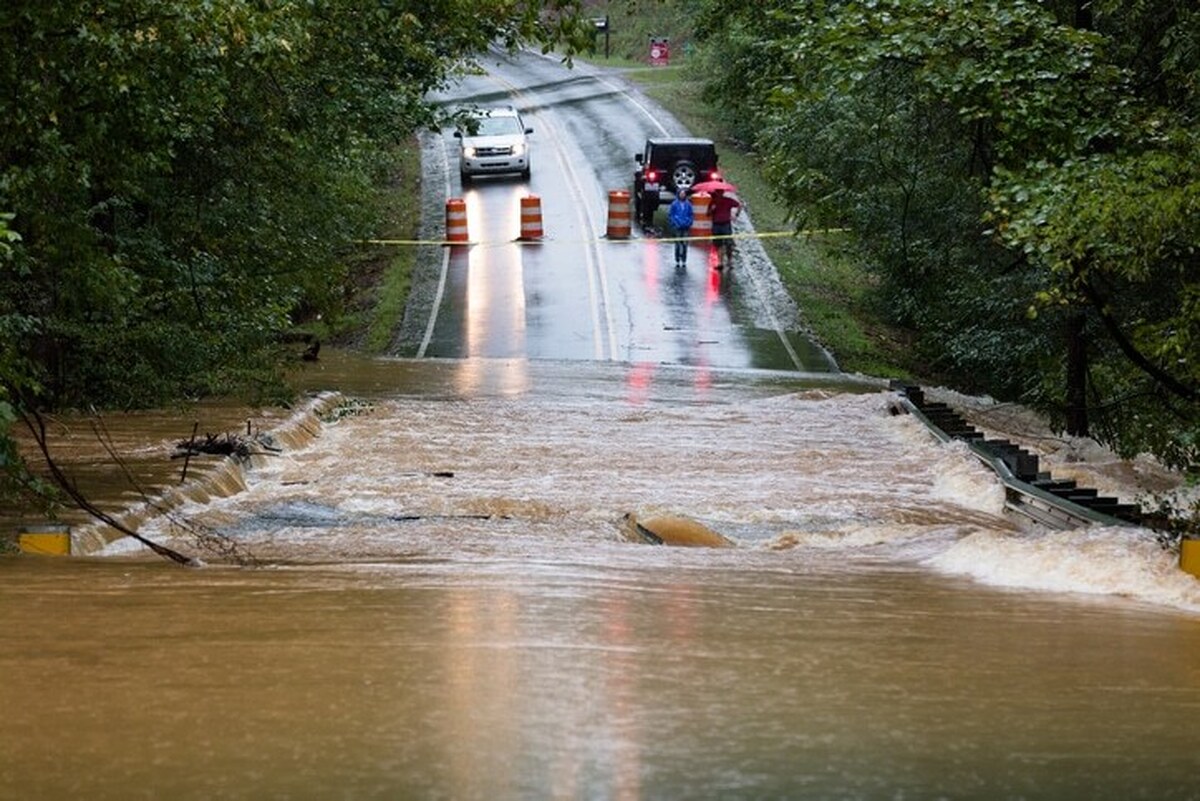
[3,356,1199,799]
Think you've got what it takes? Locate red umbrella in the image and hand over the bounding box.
[690,179,738,194]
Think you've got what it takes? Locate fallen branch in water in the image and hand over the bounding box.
[13,400,199,567]
[171,431,253,459]
[91,412,259,567]
[179,421,199,484]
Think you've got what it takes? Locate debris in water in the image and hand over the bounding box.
[622,512,734,548]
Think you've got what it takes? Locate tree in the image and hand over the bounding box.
[696,0,1200,469]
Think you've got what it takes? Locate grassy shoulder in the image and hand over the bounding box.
[599,57,913,378]
[325,138,423,354]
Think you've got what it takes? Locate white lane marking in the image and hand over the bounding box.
[546,133,606,360]
[593,75,669,136]
[417,138,454,358]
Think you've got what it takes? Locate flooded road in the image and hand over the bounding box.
[6,551,1200,800]
[4,50,1200,799]
[4,358,1200,799]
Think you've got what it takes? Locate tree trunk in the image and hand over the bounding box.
[1065,310,1089,436]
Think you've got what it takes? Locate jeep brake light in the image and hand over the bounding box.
[709,170,722,180]
[646,170,658,182]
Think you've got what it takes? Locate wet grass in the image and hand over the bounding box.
[330,139,423,354]
[363,140,423,354]
[589,53,910,378]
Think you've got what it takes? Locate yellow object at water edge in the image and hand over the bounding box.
[17,525,72,556]
[623,513,734,548]
[1181,539,1200,578]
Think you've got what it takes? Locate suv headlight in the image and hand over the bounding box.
[463,146,477,158]
[512,143,526,156]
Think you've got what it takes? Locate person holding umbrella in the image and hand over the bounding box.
[667,188,694,267]
[698,183,741,270]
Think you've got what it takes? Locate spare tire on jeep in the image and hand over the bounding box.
[671,161,698,192]
[633,138,720,229]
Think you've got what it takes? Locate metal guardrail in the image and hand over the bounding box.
[896,396,1138,530]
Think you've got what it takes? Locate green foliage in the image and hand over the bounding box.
[696,0,1200,468]
[0,1,592,500]
[993,135,1200,381]
[0,394,18,503]
[358,141,423,354]
[0,213,19,256]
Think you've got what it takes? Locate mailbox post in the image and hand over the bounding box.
[592,15,610,59]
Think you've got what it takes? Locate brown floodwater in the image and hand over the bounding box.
[3,355,1199,799]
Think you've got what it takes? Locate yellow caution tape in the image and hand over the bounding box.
[361,228,848,248]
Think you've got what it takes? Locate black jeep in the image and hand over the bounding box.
[632,138,721,227]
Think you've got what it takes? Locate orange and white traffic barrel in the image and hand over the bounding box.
[445,198,469,244]
[606,190,632,239]
[691,192,712,239]
[519,195,544,240]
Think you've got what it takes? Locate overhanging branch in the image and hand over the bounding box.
[1080,277,1199,402]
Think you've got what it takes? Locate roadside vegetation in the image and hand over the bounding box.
[329,140,424,356]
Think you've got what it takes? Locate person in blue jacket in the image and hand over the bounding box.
[667,188,694,266]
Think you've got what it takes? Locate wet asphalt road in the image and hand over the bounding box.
[394,49,836,373]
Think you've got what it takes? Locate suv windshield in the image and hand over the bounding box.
[471,116,524,136]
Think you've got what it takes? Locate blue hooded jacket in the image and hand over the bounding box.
[667,194,694,232]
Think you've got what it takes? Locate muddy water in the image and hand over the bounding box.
[1,401,305,536]
[3,356,1200,799]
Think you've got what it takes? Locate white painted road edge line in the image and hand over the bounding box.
[417,138,454,358]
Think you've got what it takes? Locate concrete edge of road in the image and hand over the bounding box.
[62,392,347,557]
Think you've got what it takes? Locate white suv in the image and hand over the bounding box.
[454,106,533,183]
